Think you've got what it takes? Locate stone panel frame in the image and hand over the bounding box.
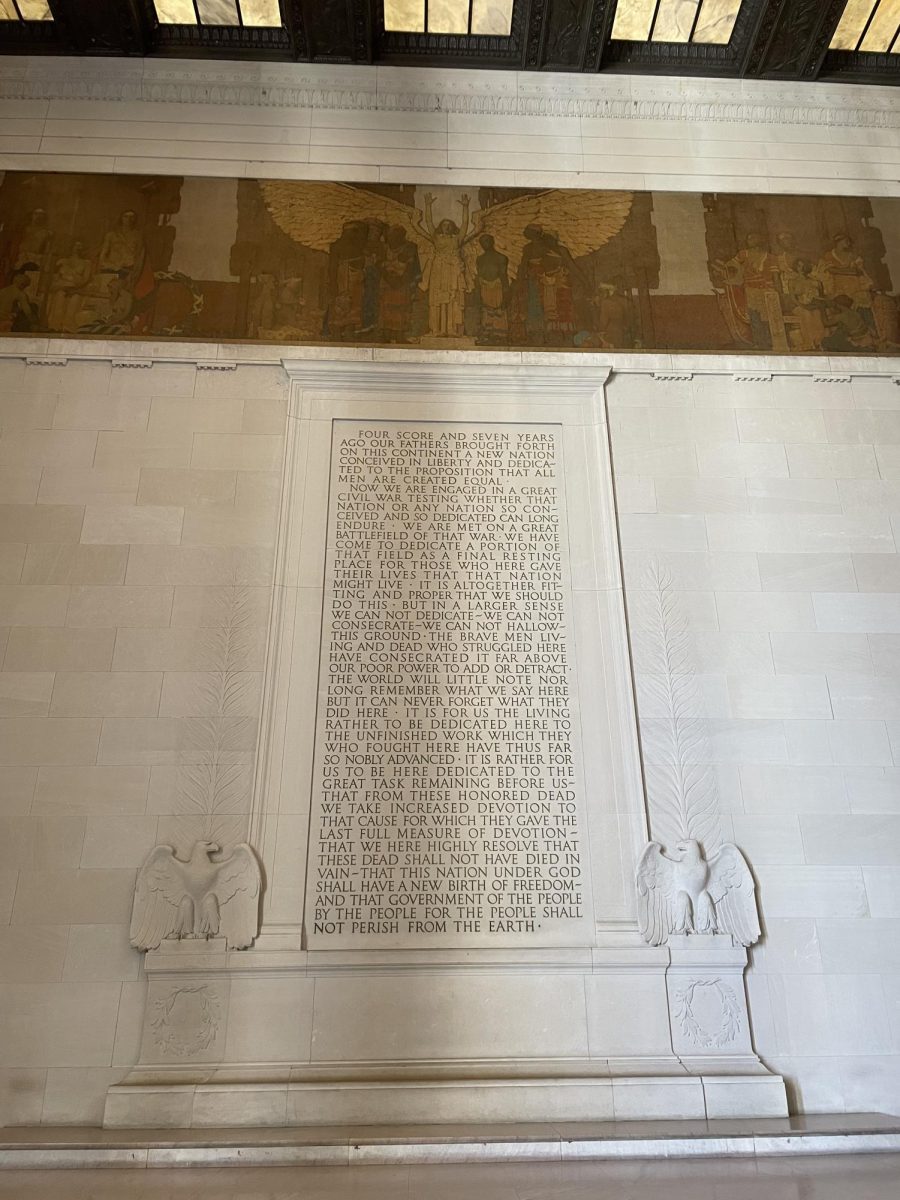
[104,357,785,1128]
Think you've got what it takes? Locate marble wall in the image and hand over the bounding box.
[0,54,898,1128]
[0,347,896,1125]
[0,353,287,1126]
[612,368,900,1117]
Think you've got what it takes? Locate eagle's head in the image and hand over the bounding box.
[674,839,701,862]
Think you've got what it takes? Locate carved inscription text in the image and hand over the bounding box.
[305,421,592,948]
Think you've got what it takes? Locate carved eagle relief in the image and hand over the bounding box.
[130,841,262,951]
[636,839,760,948]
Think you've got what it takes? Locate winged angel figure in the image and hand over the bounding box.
[636,840,760,948]
[257,181,633,341]
[130,841,261,951]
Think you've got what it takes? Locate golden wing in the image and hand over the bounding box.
[258,180,427,255]
[478,189,634,273]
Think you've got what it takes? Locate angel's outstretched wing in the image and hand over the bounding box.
[258,180,430,258]
[635,842,678,947]
[707,843,760,947]
[130,845,186,951]
[475,189,634,275]
[213,843,261,951]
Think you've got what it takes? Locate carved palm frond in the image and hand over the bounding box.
[636,562,722,853]
[176,577,259,843]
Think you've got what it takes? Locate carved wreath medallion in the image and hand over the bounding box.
[674,979,741,1049]
[151,984,222,1057]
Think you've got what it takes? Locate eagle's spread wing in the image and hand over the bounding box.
[129,845,186,951]
[635,842,678,947]
[212,843,261,951]
[258,180,430,257]
[477,189,634,275]
[707,843,760,947]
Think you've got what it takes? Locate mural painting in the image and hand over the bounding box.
[1,171,898,355]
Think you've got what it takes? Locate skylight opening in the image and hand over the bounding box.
[830,0,900,53]
[383,0,514,37]
[0,0,53,20]
[153,0,283,26]
[611,0,742,46]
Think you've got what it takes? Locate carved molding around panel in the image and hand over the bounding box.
[1,60,898,129]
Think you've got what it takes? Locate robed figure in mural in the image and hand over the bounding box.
[416,193,471,338]
[711,233,788,352]
[379,225,422,343]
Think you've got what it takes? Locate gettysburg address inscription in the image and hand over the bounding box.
[305,420,592,949]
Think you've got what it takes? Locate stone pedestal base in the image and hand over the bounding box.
[103,935,787,1129]
[105,1065,787,1129]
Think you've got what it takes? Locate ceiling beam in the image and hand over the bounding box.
[49,0,150,56]
[281,1,311,60]
[580,0,617,73]
[742,0,848,79]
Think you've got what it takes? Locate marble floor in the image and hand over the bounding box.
[0,1154,899,1199]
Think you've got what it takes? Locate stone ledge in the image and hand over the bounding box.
[1,1114,897,1170]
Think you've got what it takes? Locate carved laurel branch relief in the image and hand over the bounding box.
[635,562,722,853]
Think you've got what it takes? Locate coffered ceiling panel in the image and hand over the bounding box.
[0,0,895,84]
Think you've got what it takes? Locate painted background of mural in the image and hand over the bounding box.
[1,172,899,355]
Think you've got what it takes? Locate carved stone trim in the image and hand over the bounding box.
[111,357,153,368]
[1,59,898,129]
[282,358,612,397]
[25,355,67,366]
[196,360,238,371]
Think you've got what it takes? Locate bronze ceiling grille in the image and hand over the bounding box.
[0,0,896,84]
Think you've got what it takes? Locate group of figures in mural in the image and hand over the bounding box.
[1,173,898,355]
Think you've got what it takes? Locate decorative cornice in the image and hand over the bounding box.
[1,58,899,130]
[282,358,612,397]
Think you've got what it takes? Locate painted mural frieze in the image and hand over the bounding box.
[1,171,898,354]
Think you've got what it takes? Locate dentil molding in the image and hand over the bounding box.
[1,57,899,130]
[3,341,900,380]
